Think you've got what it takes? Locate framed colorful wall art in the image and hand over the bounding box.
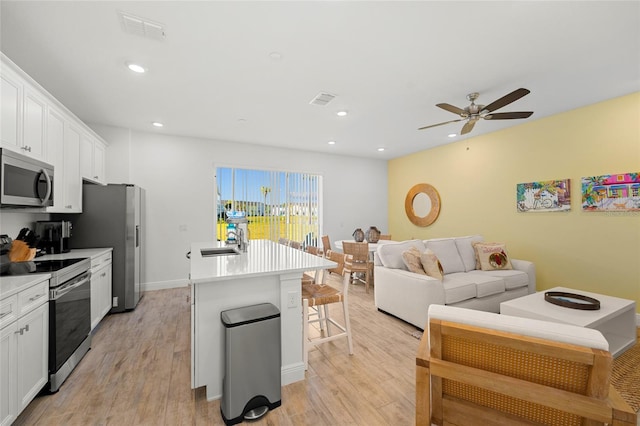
[516,179,571,212]
[582,173,640,211]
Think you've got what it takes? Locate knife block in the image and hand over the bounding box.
[8,240,36,262]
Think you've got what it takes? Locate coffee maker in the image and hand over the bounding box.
[35,220,72,254]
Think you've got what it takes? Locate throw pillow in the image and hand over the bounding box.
[420,248,444,280]
[472,242,513,271]
[402,247,426,275]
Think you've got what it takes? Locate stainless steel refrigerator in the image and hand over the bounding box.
[68,183,144,313]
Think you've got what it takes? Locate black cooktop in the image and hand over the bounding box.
[1,258,87,277]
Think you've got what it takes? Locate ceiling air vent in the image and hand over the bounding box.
[309,92,336,106]
[118,11,166,41]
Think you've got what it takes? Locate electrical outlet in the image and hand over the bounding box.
[112,296,118,307]
[287,291,298,308]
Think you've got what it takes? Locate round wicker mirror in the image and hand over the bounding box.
[405,183,441,227]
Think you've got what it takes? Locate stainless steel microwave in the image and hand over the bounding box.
[0,148,54,208]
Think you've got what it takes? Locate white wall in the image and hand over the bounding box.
[90,124,388,290]
[0,212,50,239]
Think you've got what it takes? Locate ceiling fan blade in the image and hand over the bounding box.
[460,120,476,135]
[436,103,468,117]
[482,88,530,113]
[484,111,534,120]
[418,118,464,130]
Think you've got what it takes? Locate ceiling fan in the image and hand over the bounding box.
[418,88,533,135]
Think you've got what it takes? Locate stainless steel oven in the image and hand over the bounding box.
[1,256,91,392]
[48,267,91,392]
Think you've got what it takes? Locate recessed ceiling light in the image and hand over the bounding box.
[336,110,348,117]
[152,121,163,127]
[328,140,336,145]
[377,148,385,152]
[269,52,283,61]
[448,133,457,138]
[127,62,146,73]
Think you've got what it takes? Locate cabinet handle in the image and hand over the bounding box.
[66,205,72,209]
[94,175,99,179]
[29,294,44,302]
[0,311,11,318]
[21,146,32,152]
[14,325,28,335]
[101,272,106,277]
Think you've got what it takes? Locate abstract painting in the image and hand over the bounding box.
[517,179,571,212]
[582,173,640,211]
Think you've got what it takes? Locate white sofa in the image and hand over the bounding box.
[373,236,536,329]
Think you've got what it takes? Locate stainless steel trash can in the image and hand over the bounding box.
[220,303,281,425]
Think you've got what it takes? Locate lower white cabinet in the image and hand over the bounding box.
[0,279,49,426]
[90,252,113,331]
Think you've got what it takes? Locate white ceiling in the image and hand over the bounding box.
[1,1,639,160]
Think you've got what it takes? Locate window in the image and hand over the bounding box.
[215,167,322,246]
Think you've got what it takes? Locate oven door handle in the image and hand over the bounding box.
[50,271,91,300]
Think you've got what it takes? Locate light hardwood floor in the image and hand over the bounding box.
[15,273,421,425]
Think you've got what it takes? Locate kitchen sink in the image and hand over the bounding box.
[200,246,241,257]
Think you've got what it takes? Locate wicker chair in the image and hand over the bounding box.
[302,254,354,369]
[416,305,637,426]
[341,241,372,293]
[321,235,344,276]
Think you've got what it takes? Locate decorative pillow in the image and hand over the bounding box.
[420,249,444,280]
[473,242,513,271]
[402,247,426,275]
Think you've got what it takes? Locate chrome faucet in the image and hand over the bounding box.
[226,228,246,252]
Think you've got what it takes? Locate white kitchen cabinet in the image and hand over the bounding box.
[16,303,48,411]
[79,134,107,184]
[0,64,46,161]
[90,251,113,330]
[62,122,82,212]
[0,65,22,150]
[22,87,47,161]
[0,278,49,426]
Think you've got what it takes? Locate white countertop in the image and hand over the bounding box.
[36,247,112,261]
[0,248,111,299]
[190,239,336,284]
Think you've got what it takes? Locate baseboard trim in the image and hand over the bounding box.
[142,279,190,292]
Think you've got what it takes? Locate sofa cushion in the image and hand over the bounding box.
[377,240,426,270]
[473,242,513,270]
[425,239,465,274]
[468,269,529,290]
[420,248,444,280]
[445,272,505,299]
[455,235,484,272]
[402,247,426,275]
[442,275,477,304]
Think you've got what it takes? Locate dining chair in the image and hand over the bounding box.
[341,241,372,293]
[378,234,392,240]
[320,235,344,276]
[302,253,354,369]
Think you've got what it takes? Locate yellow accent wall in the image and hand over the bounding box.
[388,92,640,311]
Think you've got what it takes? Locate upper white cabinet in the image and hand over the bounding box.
[1,53,108,204]
[0,65,22,150]
[79,133,106,184]
[46,107,82,213]
[22,87,47,161]
[62,123,82,212]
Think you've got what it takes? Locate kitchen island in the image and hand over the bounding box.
[189,239,335,401]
